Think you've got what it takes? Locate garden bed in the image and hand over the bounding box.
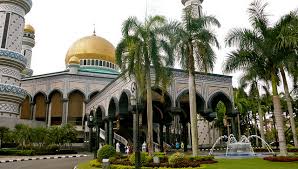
[263,156,298,162]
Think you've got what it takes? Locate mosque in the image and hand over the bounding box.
[0,0,236,148]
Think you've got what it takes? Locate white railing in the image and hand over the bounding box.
[99,128,128,146]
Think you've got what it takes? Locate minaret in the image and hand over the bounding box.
[0,0,32,124]
[22,24,35,77]
[181,0,203,18]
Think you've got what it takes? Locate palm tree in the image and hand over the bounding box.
[240,71,267,147]
[173,9,220,156]
[223,0,297,155]
[274,11,298,147]
[116,16,174,155]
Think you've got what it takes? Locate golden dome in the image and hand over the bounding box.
[65,35,115,65]
[24,24,35,33]
[69,56,80,64]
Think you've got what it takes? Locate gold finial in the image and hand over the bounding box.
[93,24,96,36]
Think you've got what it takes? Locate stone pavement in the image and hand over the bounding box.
[0,154,89,163]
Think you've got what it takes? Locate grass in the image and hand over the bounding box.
[77,158,298,169]
[203,158,298,169]
[77,161,98,169]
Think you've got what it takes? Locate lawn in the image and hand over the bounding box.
[77,158,298,169]
[203,158,298,169]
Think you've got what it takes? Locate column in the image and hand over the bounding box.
[133,112,138,152]
[182,123,188,152]
[82,101,86,126]
[165,124,170,144]
[30,103,35,120]
[188,123,192,147]
[47,103,52,127]
[108,117,113,145]
[104,120,109,145]
[32,103,36,120]
[62,99,68,124]
[159,123,164,152]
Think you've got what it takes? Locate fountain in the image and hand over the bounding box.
[209,134,275,157]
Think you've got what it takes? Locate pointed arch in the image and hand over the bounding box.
[207,91,233,116]
[68,90,85,125]
[20,95,32,120]
[49,90,63,125]
[33,92,47,121]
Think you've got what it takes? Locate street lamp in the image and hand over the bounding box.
[130,82,141,169]
[88,113,95,153]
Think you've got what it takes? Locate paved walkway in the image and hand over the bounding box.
[0,154,89,163]
[0,155,92,169]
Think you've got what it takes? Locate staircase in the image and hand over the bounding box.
[99,128,128,146]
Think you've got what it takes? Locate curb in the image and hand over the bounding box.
[0,154,88,164]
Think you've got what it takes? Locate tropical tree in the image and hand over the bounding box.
[274,11,298,147]
[223,0,298,155]
[0,127,9,148]
[240,71,267,147]
[116,16,174,155]
[172,8,220,156]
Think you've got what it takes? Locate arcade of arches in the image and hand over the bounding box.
[19,85,236,148]
[84,88,236,150]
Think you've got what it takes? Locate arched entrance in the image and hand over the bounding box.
[107,97,118,145]
[33,92,47,122]
[207,91,234,136]
[20,95,32,120]
[49,90,63,125]
[68,90,85,125]
[117,91,133,144]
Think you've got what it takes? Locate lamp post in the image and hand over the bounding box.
[131,82,141,169]
[88,114,95,153]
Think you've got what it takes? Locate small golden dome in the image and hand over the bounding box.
[69,56,80,64]
[65,35,115,65]
[24,24,35,33]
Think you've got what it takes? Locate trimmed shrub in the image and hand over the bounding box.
[168,152,185,165]
[0,149,35,156]
[97,145,116,160]
[129,152,151,166]
[89,159,101,167]
[188,155,214,161]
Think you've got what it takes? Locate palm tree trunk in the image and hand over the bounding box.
[189,70,198,156]
[258,102,266,148]
[253,112,259,147]
[188,44,198,156]
[271,72,287,156]
[280,67,298,147]
[146,67,154,155]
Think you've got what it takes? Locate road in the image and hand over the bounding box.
[0,156,92,169]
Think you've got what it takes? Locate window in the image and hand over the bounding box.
[84,60,87,65]
[103,61,106,66]
[91,60,95,65]
[95,60,99,66]
[99,60,102,66]
[80,60,83,65]
[87,60,90,65]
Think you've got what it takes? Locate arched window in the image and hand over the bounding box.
[91,60,95,65]
[80,60,83,65]
[84,60,87,65]
[95,60,99,66]
[103,61,106,66]
[87,60,91,65]
[99,60,102,66]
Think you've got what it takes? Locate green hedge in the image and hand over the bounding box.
[0,149,35,156]
[110,164,203,169]
[168,152,185,165]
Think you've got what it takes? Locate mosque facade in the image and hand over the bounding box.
[0,0,235,147]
